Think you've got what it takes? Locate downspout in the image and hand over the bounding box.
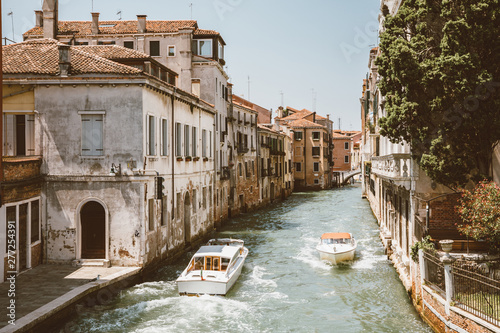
[303,129,306,187]
[171,90,176,220]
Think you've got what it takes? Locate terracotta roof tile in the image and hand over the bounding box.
[24,20,199,37]
[289,118,325,129]
[74,45,149,59]
[3,39,142,76]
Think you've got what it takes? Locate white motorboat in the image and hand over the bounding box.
[176,238,248,296]
[316,232,356,264]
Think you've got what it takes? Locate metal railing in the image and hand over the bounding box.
[423,251,445,294]
[452,262,500,326]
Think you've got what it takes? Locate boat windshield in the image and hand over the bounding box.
[322,238,351,245]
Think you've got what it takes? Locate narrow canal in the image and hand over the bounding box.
[66,185,431,332]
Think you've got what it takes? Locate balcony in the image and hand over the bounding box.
[3,156,42,182]
[237,146,249,154]
[371,153,411,182]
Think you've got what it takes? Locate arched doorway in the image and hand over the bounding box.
[270,182,275,201]
[80,201,105,259]
[184,192,191,244]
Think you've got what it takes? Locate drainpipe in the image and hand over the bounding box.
[171,90,176,220]
[303,129,306,187]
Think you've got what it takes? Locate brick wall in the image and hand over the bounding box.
[429,193,461,230]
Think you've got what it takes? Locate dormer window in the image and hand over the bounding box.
[193,39,213,57]
[218,41,224,60]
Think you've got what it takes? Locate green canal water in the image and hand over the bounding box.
[66,184,431,332]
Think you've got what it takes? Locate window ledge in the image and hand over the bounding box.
[80,156,105,160]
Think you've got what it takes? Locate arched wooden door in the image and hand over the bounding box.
[80,201,105,259]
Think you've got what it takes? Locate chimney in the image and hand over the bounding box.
[313,112,316,123]
[58,44,71,77]
[35,10,43,27]
[91,12,100,35]
[42,0,58,39]
[137,15,147,33]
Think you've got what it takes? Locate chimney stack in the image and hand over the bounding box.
[137,15,147,33]
[35,10,43,27]
[58,44,71,77]
[91,12,100,35]
[42,0,58,39]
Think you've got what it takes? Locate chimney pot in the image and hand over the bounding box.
[58,44,71,77]
[91,12,100,35]
[137,15,147,33]
[35,10,43,27]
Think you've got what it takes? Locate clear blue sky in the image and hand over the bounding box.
[2,0,380,130]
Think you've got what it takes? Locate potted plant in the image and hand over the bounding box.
[193,156,200,161]
[203,157,209,161]
[176,156,183,161]
[185,156,192,161]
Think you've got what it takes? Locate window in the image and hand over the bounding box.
[161,119,168,156]
[176,193,182,219]
[81,114,103,156]
[312,146,320,156]
[161,197,167,226]
[202,129,207,157]
[97,41,116,45]
[345,155,350,163]
[312,131,320,140]
[294,131,303,141]
[167,45,175,57]
[192,189,197,212]
[192,126,197,157]
[176,122,182,156]
[31,200,40,243]
[150,41,160,56]
[239,163,242,177]
[148,199,155,231]
[345,142,349,150]
[184,125,190,156]
[296,162,302,172]
[3,113,36,156]
[313,162,320,172]
[314,178,319,184]
[209,131,212,157]
[203,187,207,209]
[193,39,212,57]
[147,115,156,155]
[124,41,134,49]
[218,41,224,59]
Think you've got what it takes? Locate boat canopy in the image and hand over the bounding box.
[321,232,351,240]
[195,245,240,258]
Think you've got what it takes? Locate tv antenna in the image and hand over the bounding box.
[312,88,317,112]
[190,3,193,19]
[247,76,251,100]
[7,10,14,41]
[280,91,284,107]
[117,10,122,20]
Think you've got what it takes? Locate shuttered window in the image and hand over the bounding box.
[3,114,36,156]
[161,119,168,156]
[176,122,182,157]
[148,115,156,156]
[81,114,103,156]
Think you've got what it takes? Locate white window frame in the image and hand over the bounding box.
[202,129,207,157]
[147,115,156,156]
[313,162,320,172]
[294,131,303,141]
[194,39,213,57]
[312,131,320,141]
[176,122,182,157]
[345,155,350,163]
[161,118,168,156]
[3,111,37,157]
[167,45,176,57]
[192,126,197,157]
[184,125,190,157]
[345,141,350,150]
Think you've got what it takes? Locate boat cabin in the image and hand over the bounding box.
[320,232,353,245]
[188,245,240,272]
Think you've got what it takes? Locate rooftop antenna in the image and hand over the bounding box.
[247,76,251,100]
[91,0,94,12]
[117,10,122,20]
[312,88,317,112]
[190,3,193,19]
[7,11,14,41]
[280,91,284,107]
[338,117,342,130]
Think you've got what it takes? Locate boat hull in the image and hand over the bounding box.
[177,246,247,296]
[317,247,355,264]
